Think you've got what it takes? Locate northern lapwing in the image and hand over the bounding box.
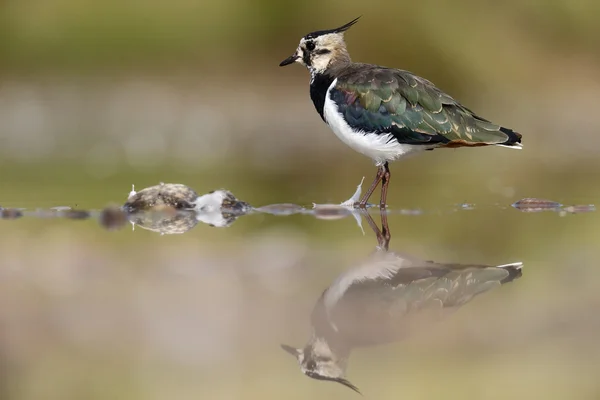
[281,248,523,394]
[280,17,522,208]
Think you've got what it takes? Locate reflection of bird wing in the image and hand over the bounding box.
[320,252,522,347]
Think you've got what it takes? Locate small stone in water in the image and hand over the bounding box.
[312,205,352,220]
[458,203,475,210]
[0,208,23,219]
[99,206,128,230]
[63,210,91,219]
[51,206,72,211]
[512,198,562,212]
[561,205,596,214]
[399,209,423,215]
[123,183,198,212]
[255,204,305,216]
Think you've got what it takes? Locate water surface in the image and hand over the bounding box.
[0,189,599,399]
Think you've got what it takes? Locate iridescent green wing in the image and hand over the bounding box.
[331,66,521,146]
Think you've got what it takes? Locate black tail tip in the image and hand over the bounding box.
[500,126,522,145]
[499,262,523,284]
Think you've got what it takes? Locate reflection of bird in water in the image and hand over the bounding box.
[282,211,523,394]
[121,183,252,234]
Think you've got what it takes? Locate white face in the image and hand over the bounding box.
[283,33,345,73]
[280,18,358,73]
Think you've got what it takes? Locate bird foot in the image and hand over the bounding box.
[351,201,388,210]
[353,202,374,209]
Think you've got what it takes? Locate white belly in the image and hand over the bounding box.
[323,78,432,166]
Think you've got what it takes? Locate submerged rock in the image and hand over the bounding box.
[195,189,252,215]
[255,203,305,216]
[99,206,128,231]
[564,204,595,213]
[312,204,353,220]
[62,209,91,220]
[129,209,199,235]
[559,204,596,216]
[511,198,562,213]
[0,208,23,219]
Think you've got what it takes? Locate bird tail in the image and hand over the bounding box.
[496,261,523,284]
[496,127,523,149]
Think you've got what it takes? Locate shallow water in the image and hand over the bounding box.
[1,188,600,399]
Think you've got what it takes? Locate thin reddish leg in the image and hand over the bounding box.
[379,162,391,209]
[357,165,384,208]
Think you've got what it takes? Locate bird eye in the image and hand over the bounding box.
[306,41,315,51]
[306,360,316,370]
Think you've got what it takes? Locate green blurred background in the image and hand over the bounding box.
[1,1,600,399]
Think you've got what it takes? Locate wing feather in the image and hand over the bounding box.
[330,64,522,147]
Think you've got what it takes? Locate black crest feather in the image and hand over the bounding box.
[304,16,361,39]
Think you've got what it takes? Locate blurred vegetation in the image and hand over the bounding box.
[1,0,600,83]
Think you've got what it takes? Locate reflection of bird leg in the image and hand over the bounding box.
[380,207,391,248]
[361,209,391,251]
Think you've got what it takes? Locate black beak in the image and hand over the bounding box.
[279,55,298,66]
[280,344,299,356]
[335,378,362,395]
[305,371,363,395]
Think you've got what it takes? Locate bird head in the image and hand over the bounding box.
[280,340,361,394]
[279,17,360,74]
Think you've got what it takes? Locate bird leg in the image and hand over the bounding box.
[356,165,385,208]
[361,208,391,251]
[379,162,391,209]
